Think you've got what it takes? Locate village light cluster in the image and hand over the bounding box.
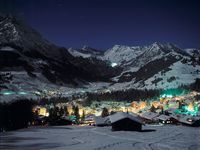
[32,90,200,127]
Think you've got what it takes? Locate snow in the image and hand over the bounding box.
[156,115,171,121]
[0,71,111,102]
[68,48,92,58]
[0,46,16,51]
[103,45,144,65]
[179,116,200,125]
[1,125,199,150]
[94,116,110,125]
[140,112,160,120]
[144,61,200,89]
[109,112,142,124]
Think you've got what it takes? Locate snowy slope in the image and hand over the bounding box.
[1,125,199,150]
[103,45,144,66]
[68,46,104,58]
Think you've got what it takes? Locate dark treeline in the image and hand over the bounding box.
[0,99,36,132]
[190,78,200,92]
[85,89,160,105]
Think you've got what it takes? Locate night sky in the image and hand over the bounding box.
[1,0,200,50]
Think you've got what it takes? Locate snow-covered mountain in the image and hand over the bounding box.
[0,14,119,97]
[65,41,200,90]
[104,43,200,90]
[1,13,200,102]
[68,46,104,58]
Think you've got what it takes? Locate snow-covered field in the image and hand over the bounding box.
[1,125,200,150]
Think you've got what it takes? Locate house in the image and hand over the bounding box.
[83,114,95,125]
[140,112,159,123]
[156,114,179,124]
[49,116,72,126]
[165,108,177,115]
[179,116,200,127]
[94,116,110,127]
[109,112,143,131]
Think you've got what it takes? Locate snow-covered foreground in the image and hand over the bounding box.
[1,125,200,150]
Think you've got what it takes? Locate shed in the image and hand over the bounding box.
[109,112,142,131]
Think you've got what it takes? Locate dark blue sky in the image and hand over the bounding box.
[1,0,200,50]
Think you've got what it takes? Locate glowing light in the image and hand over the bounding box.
[18,91,27,95]
[161,94,173,98]
[187,103,194,112]
[2,91,15,95]
[139,101,147,109]
[111,63,117,67]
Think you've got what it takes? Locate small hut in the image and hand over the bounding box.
[109,112,142,131]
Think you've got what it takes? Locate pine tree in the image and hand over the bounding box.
[64,106,69,116]
[74,106,80,123]
[81,110,85,121]
[150,105,156,113]
[101,107,109,117]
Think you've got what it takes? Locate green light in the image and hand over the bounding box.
[2,91,15,95]
[18,91,27,95]
[160,89,188,98]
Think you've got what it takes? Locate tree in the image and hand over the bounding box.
[150,105,156,113]
[81,110,85,121]
[74,106,80,123]
[0,99,35,131]
[101,107,109,117]
[59,107,65,117]
[64,106,69,116]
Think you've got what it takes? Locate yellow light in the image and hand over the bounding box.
[188,103,194,112]
[140,101,147,109]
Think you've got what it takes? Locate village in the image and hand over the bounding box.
[33,90,200,130]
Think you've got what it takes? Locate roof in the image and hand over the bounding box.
[84,114,95,121]
[179,116,200,125]
[140,112,159,120]
[156,115,171,121]
[94,116,110,125]
[165,108,176,113]
[109,112,142,124]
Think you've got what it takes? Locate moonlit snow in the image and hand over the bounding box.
[1,125,199,150]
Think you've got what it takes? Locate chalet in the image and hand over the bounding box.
[156,114,179,124]
[109,112,143,131]
[179,116,200,127]
[140,112,159,124]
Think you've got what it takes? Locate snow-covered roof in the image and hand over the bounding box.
[94,116,110,125]
[156,115,171,121]
[178,116,200,125]
[84,115,95,121]
[109,112,142,124]
[165,108,177,113]
[140,112,159,120]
